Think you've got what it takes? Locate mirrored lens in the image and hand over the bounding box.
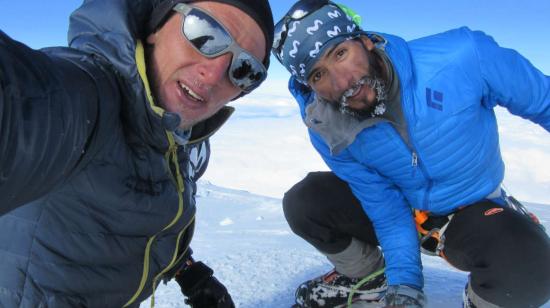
[273,20,287,50]
[183,8,232,55]
[230,52,266,91]
[288,0,329,19]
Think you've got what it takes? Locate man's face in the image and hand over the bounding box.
[307,36,384,113]
[146,1,266,129]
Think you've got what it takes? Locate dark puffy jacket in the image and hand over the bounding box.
[0,0,232,306]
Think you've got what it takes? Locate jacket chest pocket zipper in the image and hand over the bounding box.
[411,152,418,177]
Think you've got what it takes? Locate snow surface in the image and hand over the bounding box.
[141,182,550,308]
[141,82,550,307]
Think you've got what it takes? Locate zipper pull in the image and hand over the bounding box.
[412,152,418,167]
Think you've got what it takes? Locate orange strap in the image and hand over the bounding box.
[414,209,430,235]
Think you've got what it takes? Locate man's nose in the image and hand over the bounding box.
[331,66,355,95]
[198,53,232,85]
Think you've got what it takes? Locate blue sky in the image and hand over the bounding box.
[1,0,549,79]
[2,2,550,204]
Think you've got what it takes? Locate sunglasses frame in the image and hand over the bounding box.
[272,0,334,61]
[173,3,267,92]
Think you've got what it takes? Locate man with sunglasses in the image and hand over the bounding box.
[275,1,550,307]
[0,0,272,307]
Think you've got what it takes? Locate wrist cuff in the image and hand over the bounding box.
[176,261,214,295]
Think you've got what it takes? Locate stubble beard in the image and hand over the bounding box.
[145,44,192,130]
[337,49,388,120]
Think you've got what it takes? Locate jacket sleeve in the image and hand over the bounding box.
[309,131,424,289]
[0,31,102,215]
[470,29,550,131]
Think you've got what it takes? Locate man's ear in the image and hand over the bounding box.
[147,32,157,45]
[359,35,375,51]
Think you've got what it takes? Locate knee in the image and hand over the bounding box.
[481,225,550,306]
[282,172,336,232]
[283,173,319,230]
[516,230,550,306]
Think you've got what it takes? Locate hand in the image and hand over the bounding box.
[383,285,425,308]
[175,260,235,308]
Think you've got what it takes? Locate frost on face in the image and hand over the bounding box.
[338,75,387,120]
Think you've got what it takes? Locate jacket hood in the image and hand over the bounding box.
[68,0,151,80]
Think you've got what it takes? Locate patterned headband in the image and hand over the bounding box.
[277,3,364,84]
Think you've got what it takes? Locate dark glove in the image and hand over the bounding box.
[383,285,426,308]
[175,260,235,308]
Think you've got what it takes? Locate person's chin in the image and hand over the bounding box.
[346,87,372,108]
[177,121,194,131]
[348,98,374,111]
[180,109,212,129]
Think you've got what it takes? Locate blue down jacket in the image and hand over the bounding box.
[0,0,233,307]
[289,27,550,289]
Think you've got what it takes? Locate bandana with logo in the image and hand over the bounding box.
[277,3,365,84]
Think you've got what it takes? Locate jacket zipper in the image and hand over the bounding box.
[397,94,433,210]
[409,150,433,208]
[411,151,418,177]
[124,136,188,308]
[129,41,192,307]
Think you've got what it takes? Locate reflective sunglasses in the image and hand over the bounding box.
[173,3,267,93]
[272,0,332,61]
